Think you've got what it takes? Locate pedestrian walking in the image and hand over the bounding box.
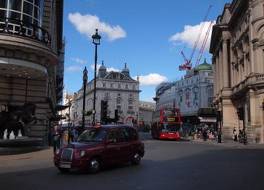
[233,127,238,142]
[53,125,61,152]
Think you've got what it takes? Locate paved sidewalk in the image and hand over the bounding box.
[0,148,54,174]
[190,138,264,149]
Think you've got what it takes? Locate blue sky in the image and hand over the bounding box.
[63,0,231,102]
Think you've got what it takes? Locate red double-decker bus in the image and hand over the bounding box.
[151,108,182,140]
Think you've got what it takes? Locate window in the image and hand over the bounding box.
[117,97,121,104]
[9,0,21,11]
[128,127,138,141]
[128,98,133,105]
[110,83,114,88]
[125,84,128,89]
[118,83,121,89]
[103,83,106,87]
[78,128,107,143]
[107,130,118,143]
[23,2,33,16]
[0,0,7,8]
[107,130,126,143]
[0,0,44,35]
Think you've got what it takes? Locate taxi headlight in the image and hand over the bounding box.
[80,150,86,157]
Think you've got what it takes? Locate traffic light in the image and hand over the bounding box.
[101,100,108,123]
[114,109,119,122]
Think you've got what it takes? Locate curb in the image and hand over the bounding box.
[0,146,49,156]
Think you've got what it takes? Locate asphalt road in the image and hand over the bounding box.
[0,140,264,190]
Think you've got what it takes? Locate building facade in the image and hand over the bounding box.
[0,0,64,143]
[138,101,155,127]
[71,63,140,125]
[153,60,214,124]
[210,0,264,143]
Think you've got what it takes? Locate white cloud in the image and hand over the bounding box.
[90,64,120,72]
[169,21,215,50]
[66,66,83,72]
[71,57,87,65]
[106,67,120,72]
[134,73,168,86]
[68,13,126,41]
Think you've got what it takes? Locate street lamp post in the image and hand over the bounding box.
[82,67,88,128]
[68,100,71,144]
[92,29,101,125]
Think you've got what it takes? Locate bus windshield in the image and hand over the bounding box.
[161,123,181,132]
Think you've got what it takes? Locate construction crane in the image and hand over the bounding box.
[195,21,214,66]
[179,5,213,71]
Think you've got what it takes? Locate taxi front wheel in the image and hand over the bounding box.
[131,153,141,165]
[88,158,100,173]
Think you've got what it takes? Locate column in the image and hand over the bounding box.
[215,55,219,94]
[222,39,229,87]
[213,57,217,96]
[219,49,223,91]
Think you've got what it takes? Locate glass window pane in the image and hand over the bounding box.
[9,10,20,20]
[23,14,32,24]
[23,2,33,16]
[0,0,7,8]
[33,18,38,26]
[34,7,39,20]
[34,0,40,7]
[0,9,6,19]
[9,0,21,11]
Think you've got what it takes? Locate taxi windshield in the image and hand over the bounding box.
[77,128,106,142]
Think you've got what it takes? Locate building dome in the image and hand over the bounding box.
[195,59,212,71]
[98,61,107,78]
[121,63,130,77]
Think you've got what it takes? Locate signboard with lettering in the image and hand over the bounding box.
[167,117,176,122]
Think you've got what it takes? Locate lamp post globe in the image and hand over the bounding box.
[92,29,101,125]
[92,29,101,45]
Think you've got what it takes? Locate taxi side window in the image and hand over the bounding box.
[107,130,118,143]
[120,128,130,142]
[128,128,138,141]
[117,129,126,142]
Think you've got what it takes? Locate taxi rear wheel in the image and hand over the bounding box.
[88,158,100,173]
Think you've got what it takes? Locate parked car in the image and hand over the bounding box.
[54,125,145,173]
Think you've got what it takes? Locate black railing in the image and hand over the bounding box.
[0,17,50,46]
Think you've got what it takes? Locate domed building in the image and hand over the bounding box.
[195,59,212,72]
[153,59,215,127]
[98,61,107,78]
[71,63,140,125]
[121,63,130,77]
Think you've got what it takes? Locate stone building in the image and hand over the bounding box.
[0,0,64,143]
[153,60,214,124]
[138,101,155,127]
[210,0,264,143]
[71,63,140,125]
